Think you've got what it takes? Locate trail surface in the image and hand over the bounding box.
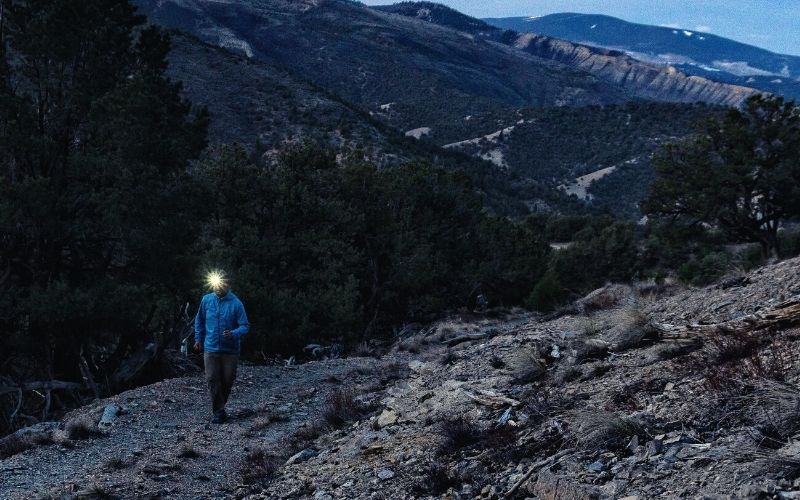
[0,358,377,499]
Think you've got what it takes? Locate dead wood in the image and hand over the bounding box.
[653,296,800,343]
[503,448,574,498]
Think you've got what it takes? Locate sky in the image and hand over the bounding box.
[362,0,800,56]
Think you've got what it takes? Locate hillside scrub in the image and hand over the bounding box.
[193,144,552,355]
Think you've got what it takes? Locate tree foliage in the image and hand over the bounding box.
[643,95,800,257]
[0,0,208,385]
[194,144,551,353]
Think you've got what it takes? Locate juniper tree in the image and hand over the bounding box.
[644,95,800,258]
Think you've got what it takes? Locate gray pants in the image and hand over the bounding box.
[204,352,239,413]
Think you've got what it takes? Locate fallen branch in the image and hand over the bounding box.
[653,296,800,342]
[464,388,521,409]
[443,332,489,347]
[503,448,574,498]
[0,380,84,397]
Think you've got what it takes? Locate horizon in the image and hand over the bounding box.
[363,0,800,56]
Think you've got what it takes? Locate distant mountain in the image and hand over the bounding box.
[136,0,745,216]
[485,13,800,100]
[133,0,757,134]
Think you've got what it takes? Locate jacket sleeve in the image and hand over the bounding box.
[194,299,206,343]
[231,301,250,337]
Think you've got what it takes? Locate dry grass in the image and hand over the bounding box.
[376,360,410,384]
[440,350,459,366]
[86,484,116,499]
[411,460,461,496]
[739,380,800,448]
[578,317,601,336]
[509,348,547,384]
[607,307,658,352]
[240,448,286,485]
[322,387,367,427]
[0,433,33,459]
[178,443,201,459]
[569,410,646,452]
[398,338,422,354]
[103,457,130,471]
[489,354,506,369]
[0,430,55,459]
[575,338,610,363]
[708,330,762,364]
[66,416,102,440]
[437,416,484,455]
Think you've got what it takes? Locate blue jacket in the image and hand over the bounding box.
[194,291,250,354]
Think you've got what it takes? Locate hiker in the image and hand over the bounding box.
[194,272,250,423]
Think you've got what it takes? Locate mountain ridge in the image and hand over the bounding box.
[485,12,800,100]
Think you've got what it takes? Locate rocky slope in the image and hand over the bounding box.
[4,258,800,499]
[513,33,756,108]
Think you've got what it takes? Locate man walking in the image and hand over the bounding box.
[194,272,250,423]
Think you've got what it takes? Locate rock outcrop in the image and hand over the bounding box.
[515,33,758,107]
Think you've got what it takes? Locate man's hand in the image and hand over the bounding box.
[223,329,232,339]
[193,341,202,352]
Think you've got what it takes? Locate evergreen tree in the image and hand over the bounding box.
[643,95,800,258]
[0,0,207,388]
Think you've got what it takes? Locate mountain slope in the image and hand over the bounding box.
[437,101,718,216]
[134,0,628,134]
[486,13,800,100]
[167,33,408,164]
[134,0,757,135]
[4,258,800,498]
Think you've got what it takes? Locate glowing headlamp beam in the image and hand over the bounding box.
[206,270,226,290]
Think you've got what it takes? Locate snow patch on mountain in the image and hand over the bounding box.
[711,60,776,77]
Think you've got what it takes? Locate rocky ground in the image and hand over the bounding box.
[3,258,800,499]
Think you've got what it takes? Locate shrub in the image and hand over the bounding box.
[526,271,568,313]
[575,338,610,363]
[608,307,657,352]
[490,354,506,369]
[0,433,33,459]
[411,461,461,496]
[241,448,285,485]
[570,410,646,452]
[178,444,201,459]
[66,417,102,440]
[322,387,366,426]
[438,416,484,454]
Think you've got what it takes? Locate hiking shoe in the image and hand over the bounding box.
[211,410,227,424]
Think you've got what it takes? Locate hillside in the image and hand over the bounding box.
[133,0,625,134]
[134,0,760,217]
[436,102,720,216]
[133,0,757,134]
[4,258,800,498]
[373,2,756,111]
[166,33,407,164]
[486,13,800,100]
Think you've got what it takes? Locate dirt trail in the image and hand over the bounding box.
[0,358,377,499]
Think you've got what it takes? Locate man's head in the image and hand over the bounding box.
[206,270,230,297]
[214,282,230,298]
